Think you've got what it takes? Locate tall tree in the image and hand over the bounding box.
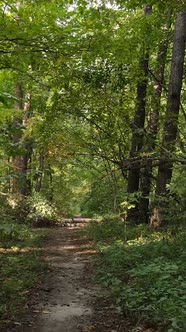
[12,82,24,194]
[138,11,172,223]
[153,11,186,223]
[35,150,44,193]
[20,91,32,196]
[127,5,152,222]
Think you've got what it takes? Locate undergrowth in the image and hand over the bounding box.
[26,193,58,227]
[0,224,48,331]
[84,219,186,331]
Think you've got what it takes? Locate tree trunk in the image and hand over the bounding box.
[35,151,44,193]
[152,11,186,223]
[138,25,170,222]
[12,88,32,196]
[127,5,151,222]
[47,163,53,202]
[156,11,186,195]
[127,55,149,192]
[12,83,23,194]
[20,140,32,196]
[20,92,32,196]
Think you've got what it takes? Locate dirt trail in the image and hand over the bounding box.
[25,220,134,332]
[29,222,97,332]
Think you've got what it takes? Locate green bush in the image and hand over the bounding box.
[84,218,150,243]
[0,223,20,242]
[0,223,31,247]
[155,168,186,225]
[26,193,57,227]
[84,219,126,242]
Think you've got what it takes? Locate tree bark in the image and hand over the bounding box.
[47,163,53,202]
[35,151,44,193]
[156,11,186,195]
[127,5,151,222]
[12,83,23,194]
[127,55,149,193]
[138,23,171,222]
[152,11,186,224]
[12,88,32,196]
[20,92,32,196]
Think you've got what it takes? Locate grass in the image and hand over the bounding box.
[84,219,186,331]
[0,224,48,331]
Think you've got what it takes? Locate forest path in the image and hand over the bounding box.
[29,221,98,332]
[27,220,129,332]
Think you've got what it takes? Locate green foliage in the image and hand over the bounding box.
[167,169,186,224]
[149,168,186,226]
[80,167,126,217]
[0,223,29,244]
[26,193,58,227]
[83,218,126,241]
[84,218,150,242]
[0,227,48,330]
[85,220,186,331]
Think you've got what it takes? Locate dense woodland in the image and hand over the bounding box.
[0,0,186,331]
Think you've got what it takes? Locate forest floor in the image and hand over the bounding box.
[18,220,132,332]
